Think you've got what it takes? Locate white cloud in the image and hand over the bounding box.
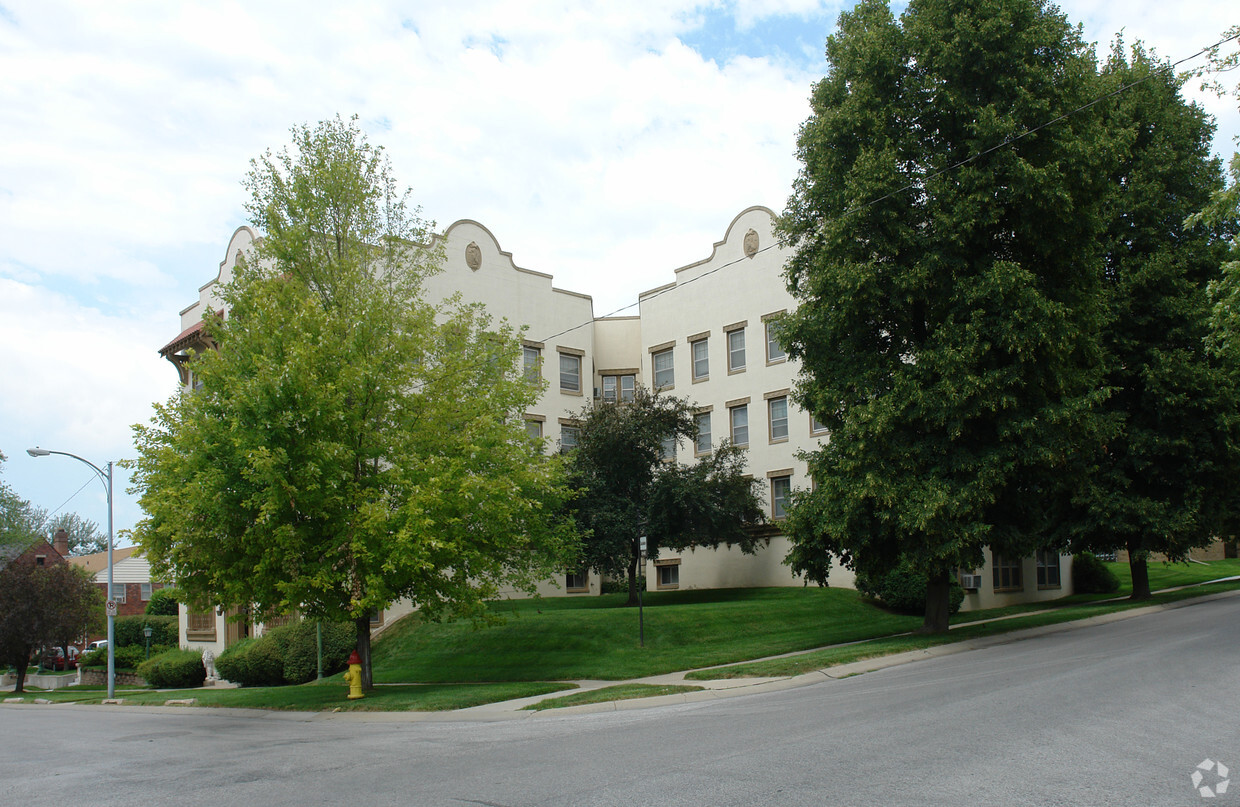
[1,0,1236,534]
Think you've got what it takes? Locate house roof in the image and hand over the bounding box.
[159,319,206,357]
[67,545,139,575]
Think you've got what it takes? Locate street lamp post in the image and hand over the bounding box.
[143,624,152,660]
[27,447,116,699]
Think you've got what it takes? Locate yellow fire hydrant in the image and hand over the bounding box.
[344,650,364,700]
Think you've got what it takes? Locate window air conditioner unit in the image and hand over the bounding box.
[960,574,982,591]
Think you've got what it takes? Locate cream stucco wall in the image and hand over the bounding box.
[167,207,1079,648]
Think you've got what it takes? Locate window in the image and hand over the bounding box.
[992,554,1023,591]
[186,609,216,640]
[369,609,385,627]
[565,570,589,593]
[602,374,636,403]
[111,583,126,603]
[1036,550,1061,588]
[559,425,580,453]
[660,434,676,462]
[141,582,152,601]
[766,319,787,362]
[810,414,828,435]
[655,560,680,589]
[523,345,541,381]
[727,328,746,372]
[692,338,709,381]
[653,349,674,389]
[695,411,712,455]
[768,396,789,442]
[730,404,749,446]
[559,353,581,393]
[35,555,45,566]
[525,419,543,441]
[771,475,791,520]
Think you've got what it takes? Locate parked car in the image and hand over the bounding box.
[86,639,108,652]
[40,646,80,670]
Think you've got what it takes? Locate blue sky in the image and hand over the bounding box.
[1,0,1236,543]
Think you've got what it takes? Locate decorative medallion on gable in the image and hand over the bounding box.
[743,229,759,258]
[465,241,483,271]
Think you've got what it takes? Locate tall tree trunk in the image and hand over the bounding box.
[13,651,29,693]
[918,567,952,634]
[626,553,641,607]
[354,615,373,690]
[1128,540,1151,601]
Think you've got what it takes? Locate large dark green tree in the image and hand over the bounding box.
[567,388,764,605]
[130,117,576,688]
[778,0,1111,631]
[1070,43,1237,599]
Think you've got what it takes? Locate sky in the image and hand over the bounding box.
[1,1,1237,544]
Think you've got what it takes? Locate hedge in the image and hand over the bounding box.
[137,649,206,688]
[855,560,965,615]
[114,615,178,648]
[1073,552,1120,594]
[213,621,354,687]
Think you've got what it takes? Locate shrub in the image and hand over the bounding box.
[114,615,178,648]
[1072,552,1120,594]
[79,643,173,670]
[215,637,284,687]
[271,621,355,684]
[855,561,965,616]
[144,588,179,616]
[211,621,355,686]
[137,649,205,688]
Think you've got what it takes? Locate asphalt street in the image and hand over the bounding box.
[3,593,1237,807]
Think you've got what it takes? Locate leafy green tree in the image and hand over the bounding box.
[0,558,102,692]
[129,116,576,688]
[41,512,106,556]
[1069,42,1238,599]
[567,387,764,604]
[778,0,1111,631]
[144,586,178,616]
[0,452,41,555]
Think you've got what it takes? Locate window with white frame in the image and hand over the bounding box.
[141,582,152,601]
[691,338,709,381]
[525,418,544,441]
[730,404,749,446]
[768,396,789,442]
[771,475,792,519]
[523,345,541,381]
[559,352,581,393]
[110,583,126,603]
[810,414,828,435]
[653,349,674,389]
[602,374,636,403]
[765,319,787,362]
[660,433,676,461]
[695,411,712,455]
[559,425,580,453]
[727,328,746,372]
[1036,550,1061,588]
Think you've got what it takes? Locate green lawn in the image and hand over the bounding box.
[13,680,574,711]
[370,587,922,683]
[8,557,1234,711]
